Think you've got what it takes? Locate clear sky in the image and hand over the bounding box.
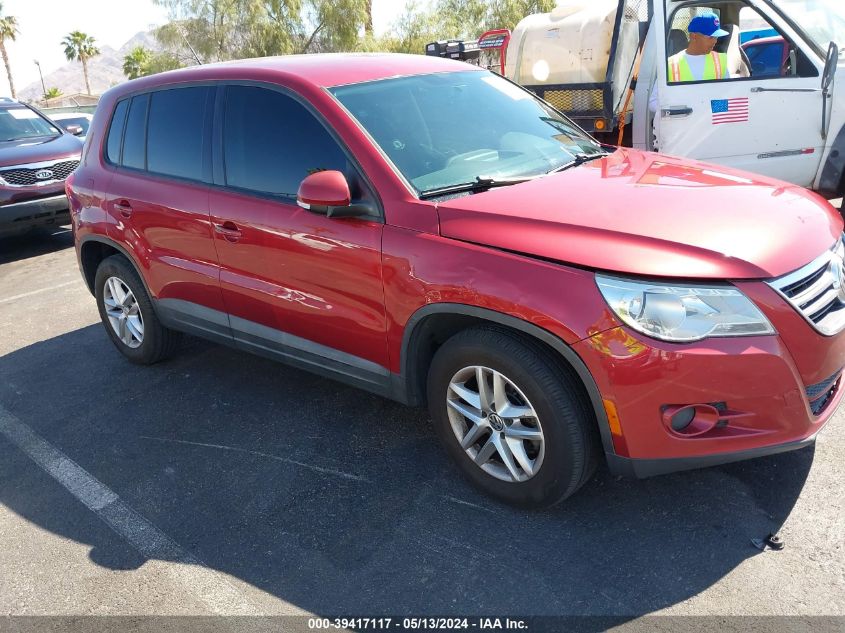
[0,0,409,97]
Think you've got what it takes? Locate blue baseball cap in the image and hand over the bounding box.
[688,13,730,38]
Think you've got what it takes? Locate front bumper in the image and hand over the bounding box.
[606,431,819,478]
[574,280,845,477]
[0,194,70,235]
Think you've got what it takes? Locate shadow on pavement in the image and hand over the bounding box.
[0,226,73,265]
[0,324,815,617]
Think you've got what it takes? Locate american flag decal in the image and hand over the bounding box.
[711,98,749,124]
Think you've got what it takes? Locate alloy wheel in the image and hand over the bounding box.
[446,365,545,483]
[103,276,144,349]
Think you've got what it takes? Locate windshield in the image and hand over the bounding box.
[0,107,60,141]
[330,71,604,195]
[773,0,845,55]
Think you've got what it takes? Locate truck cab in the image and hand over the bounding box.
[634,0,843,194]
[499,0,845,198]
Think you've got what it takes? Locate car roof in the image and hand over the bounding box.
[107,53,482,98]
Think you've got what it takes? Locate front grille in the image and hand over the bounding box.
[540,88,604,113]
[768,239,845,336]
[0,159,79,186]
[805,369,841,416]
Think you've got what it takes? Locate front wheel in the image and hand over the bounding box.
[427,327,598,508]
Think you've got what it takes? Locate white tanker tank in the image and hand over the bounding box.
[504,0,645,133]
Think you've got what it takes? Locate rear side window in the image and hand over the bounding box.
[122,94,148,170]
[147,87,209,181]
[222,85,347,198]
[105,99,128,164]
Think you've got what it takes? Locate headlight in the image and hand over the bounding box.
[595,274,775,343]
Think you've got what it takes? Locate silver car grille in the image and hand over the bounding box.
[0,158,80,187]
[768,238,845,336]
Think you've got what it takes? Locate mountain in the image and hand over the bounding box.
[18,31,160,102]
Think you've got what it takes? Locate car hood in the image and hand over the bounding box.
[0,133,82,168]
[436,148,843,280]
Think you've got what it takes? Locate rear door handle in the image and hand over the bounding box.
[662,106,694,117]
[114,200,133,218]
[214,221,242,242]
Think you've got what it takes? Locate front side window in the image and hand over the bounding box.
[57,116,91,134]
[665,1,818,84]
[330,70,602,195]
[147,87,209,181]
[0,107,61,141]
[223,85,347,199]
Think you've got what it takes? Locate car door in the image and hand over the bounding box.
[104,87,230,343]
[208,84,389,387]
[654,0,825,187]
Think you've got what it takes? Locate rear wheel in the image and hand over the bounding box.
[94,255,179,364]
[427,327,598,508]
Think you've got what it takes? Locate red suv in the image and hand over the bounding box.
[68,54,845,507]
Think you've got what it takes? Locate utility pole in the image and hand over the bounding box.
[34,60,46,103]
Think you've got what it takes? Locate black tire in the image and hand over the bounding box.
[427,326,598,508]
[94,254,180,364]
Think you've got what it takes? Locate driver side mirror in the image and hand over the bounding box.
[65,124,84,136]
[296,170,371,219]
[823,41,838,91]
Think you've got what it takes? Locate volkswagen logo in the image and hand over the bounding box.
[34,169,54,180]
[488,414,506,432]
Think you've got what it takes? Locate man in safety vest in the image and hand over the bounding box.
[668,13,731,83]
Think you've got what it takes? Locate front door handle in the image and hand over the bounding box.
[114,200,133,218]
[662,106,694,118]
[214,221,242,242]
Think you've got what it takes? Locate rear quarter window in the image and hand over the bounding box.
[122,94,148,170]
[105,100,129,164]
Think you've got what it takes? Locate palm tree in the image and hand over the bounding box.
[122,46,150,80]
[44,87,62,100]
[62,31,100,96]
[0,3,19,99]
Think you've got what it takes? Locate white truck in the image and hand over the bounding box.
[480,0,845,198]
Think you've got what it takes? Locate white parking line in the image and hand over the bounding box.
[0,281,79,305]
[0,404,257,615]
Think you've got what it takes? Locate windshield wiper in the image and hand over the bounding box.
[418,175,537,200]
[548,151,612,175]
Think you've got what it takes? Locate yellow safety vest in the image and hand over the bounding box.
[668,51,727,82]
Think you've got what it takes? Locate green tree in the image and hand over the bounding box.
[44,86,62,99]
[145,51,184,74]
[0,3,19,99]
[154,0,373,60]
[62,31,100,95]
[486,0,557,32]
[123,46,151,79]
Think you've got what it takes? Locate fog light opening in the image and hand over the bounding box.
[662,404,720,437]
[670,407,695,431]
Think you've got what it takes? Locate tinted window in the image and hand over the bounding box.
[123,94,148,170]
[223,86,346,198]
[147,87,209,181]
[106,100,128,164]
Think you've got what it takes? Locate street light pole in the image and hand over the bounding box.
[34,60,46,103]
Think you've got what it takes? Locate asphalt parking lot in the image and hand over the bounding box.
[0,225,843,625]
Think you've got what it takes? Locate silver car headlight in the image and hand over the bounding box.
[595,274,775,343]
